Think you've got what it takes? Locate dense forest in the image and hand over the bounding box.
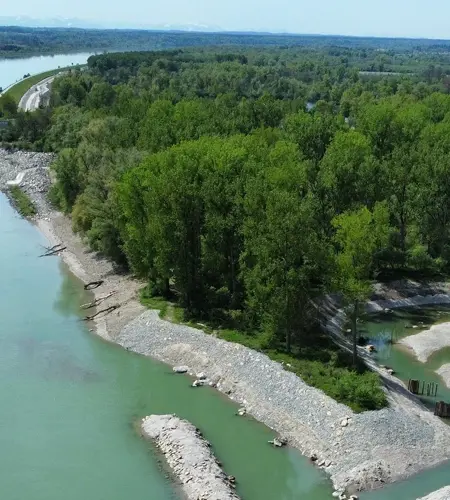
[4,43,450,411]
[4,25,450,70]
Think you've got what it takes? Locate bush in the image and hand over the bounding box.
[8,186,36,217]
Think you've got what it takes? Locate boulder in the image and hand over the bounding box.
[192,379,207,387]
[173,366,189,374]
[269,437,287,447]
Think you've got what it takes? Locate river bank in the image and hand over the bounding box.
[2,149,450,496]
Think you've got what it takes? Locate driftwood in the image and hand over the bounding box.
[83,304,120,321]
[84,280,104,291]
[39,243,67,257]
[80,291,117,310]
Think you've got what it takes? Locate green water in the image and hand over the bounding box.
[361,307,450,409]
[0,194,334,499]
[357,307,450,499]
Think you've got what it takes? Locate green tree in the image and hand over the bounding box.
[0,93,17,117]
[332,203,391,365]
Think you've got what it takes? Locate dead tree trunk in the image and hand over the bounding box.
[39,244,67,257]
[84,280,104,291]
[83,304,120,321]
[81,291,116,310]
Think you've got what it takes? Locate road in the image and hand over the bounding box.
[18,76,56,112]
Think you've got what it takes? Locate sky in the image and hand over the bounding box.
[2,0,450,39]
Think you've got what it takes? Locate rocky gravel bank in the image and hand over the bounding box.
[141,414,240,500]
[419,486,450,500]
[0,148,54,217]
[118,310,450,495]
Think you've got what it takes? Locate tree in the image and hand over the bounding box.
[242,140,329,352]
[0,93,17,118]
[332,203,391,365]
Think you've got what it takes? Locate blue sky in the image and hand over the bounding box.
[4,0,450,39]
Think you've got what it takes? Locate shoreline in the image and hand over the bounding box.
[3,149,450,495]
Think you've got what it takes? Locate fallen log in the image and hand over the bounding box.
[39,245,67,257]
[43,243,64,253]
[84,280,104,291]
[83,304,120,321]
[80,291,117,310]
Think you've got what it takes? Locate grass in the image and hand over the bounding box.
[5,65,84,103]
[139,286,388,413]
[8,186,36,217]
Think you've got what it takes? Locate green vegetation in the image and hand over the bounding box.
[8,186,36,217]
[7,43,450,411]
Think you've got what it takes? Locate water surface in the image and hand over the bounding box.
[0,52,94,89]
[0,193,333,499]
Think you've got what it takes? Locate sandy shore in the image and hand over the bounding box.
[436,364,450,389]
[400,323,450,363]
[36,214,145,341]
[419,486,450,500]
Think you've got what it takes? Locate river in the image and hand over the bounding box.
[1,52,449,500]
[0,52,96,90]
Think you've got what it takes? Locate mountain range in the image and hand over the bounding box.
[0,16,223,32]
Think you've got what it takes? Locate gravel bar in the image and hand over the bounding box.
[419,486,450,500]
[141,414,240,500]
[400,322,450,363]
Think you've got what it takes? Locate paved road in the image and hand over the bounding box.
[18,76,56,112]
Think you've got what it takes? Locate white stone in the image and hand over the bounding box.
[173,366,189,374]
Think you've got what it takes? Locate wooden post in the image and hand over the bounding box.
[435,401,450,418]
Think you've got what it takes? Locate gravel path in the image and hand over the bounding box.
[419,486,450,500]
[141,415,240,500]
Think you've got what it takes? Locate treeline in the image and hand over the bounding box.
[6,46,450,410]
